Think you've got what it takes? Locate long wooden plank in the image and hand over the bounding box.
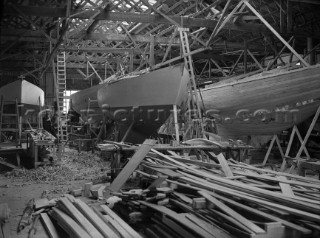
[278,176,295,197]
[142,164,182,178]
[169,156,221,169]
[198,191,265,234]
[73,199,120,238]
[103,215,132,238]
[155,150,320,213]
[147,175,168,189]
[0,160,18,169]
[138,201,219,238]
[57,198,104,238]
[215,153,233,177]
[209,209,255,234]
[40,213,60,238]
[209,191,311,234]
[184,213,233,238]
[105,139,156,195]
[177,177,320,222]
[100,205,143,238]
[50,207,91,238]
[229,162,320,184]
[91,207,128,238]
[233,170,320,191]
[162,215,198,238]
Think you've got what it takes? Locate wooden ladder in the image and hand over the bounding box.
[178,28,204,139]
[56,51,68,142]
[0,96,21,147]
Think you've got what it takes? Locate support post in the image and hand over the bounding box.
[287,0,292,33]
[173,105,180,143]
[307,37,315,65]
[244,41,248,74]
[120,121,134,143]
[149,34,155,66]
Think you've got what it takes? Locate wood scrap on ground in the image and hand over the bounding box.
[12,139,320,238]
[96,141,320,238]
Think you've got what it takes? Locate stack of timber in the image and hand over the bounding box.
[99,139,320,238]
[21,195,143,238]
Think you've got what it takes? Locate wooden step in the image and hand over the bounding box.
[1,113,18,117]
[1,128,19,132]
[0,142,20,147]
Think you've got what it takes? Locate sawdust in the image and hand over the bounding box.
[4,149,111,185]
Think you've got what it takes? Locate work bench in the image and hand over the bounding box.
[26,129,56,168]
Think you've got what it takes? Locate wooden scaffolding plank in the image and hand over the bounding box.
[73,199,120,238]
[57,197,104,238]
[216,153,233,177]
[100,205,143,238]
[50,207,91,238]
[198,191,266,234]
[40,213,60,238]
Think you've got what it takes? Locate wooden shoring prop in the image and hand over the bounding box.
[288,105,320,174]
[260,134,284,167]
[173,105,180,143]
[280,125,310,172]
[120,120,134,143]
[104,139,157,197]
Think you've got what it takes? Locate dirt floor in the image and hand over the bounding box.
[0,147,111,238]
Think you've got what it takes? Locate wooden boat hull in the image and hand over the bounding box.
[71,65,189,142]
[97,65,188,114]
[201,65,320,136]
[98,65,189,142]
[70,83,104,113]
[0,80,44,126]
[0,80,44,106]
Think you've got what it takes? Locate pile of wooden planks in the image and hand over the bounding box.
[100,140,320,238]
[34,195,143,238]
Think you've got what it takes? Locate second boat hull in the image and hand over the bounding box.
[201,65,320,136]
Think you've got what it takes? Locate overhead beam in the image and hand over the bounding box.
[289,0,320,4]
[4,5,268,33]
[1,29,180,44]
[64,47,140,54]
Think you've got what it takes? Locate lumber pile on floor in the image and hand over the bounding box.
[100,141,320,238]
[29,194,143,238]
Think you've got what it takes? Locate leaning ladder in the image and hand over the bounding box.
[56,52,68,142]
[0,96,21,147]
[178,28,204,138]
